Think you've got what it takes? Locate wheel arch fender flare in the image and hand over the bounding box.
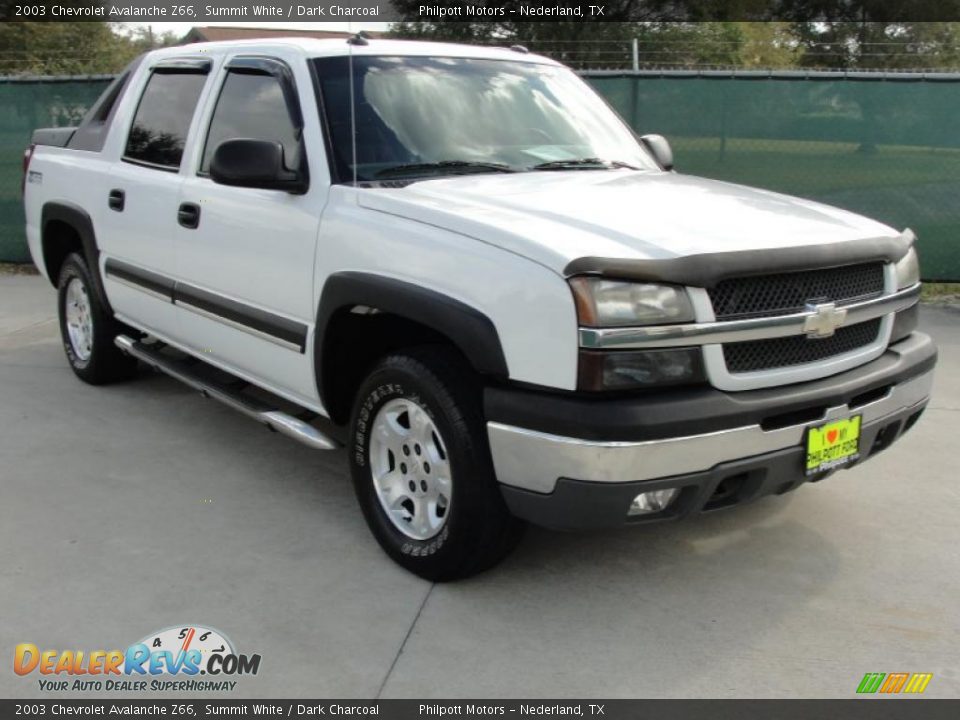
[40,201,112,314]
[314,272,509,408]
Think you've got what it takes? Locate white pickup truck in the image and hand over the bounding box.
[23,37,936,580]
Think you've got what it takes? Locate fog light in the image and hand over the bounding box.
[628,488,679,516]
[578,348,705,391]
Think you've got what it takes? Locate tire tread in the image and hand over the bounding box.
[350,345,523,581]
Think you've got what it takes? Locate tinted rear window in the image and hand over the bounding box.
[124,71,206,170]
[69,56,143,153]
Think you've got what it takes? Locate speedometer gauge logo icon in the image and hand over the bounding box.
[137,624,236,673]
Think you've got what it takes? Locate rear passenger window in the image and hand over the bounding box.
[201,71,300,173]
[124,71,207,170]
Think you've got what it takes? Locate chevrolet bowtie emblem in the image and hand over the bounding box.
[803,302,847,338]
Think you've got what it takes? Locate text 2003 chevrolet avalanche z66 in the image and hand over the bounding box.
[23,38,936,580]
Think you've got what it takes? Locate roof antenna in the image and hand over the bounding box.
[348,31,370,46]
[348,24,359,187]
[510,45,529,54]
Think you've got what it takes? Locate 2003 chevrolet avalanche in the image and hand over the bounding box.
[23,38,936,579]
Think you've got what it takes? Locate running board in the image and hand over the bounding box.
[115,335,339,451]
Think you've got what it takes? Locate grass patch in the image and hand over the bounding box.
[0,261,38,275]
[921,282,960,303]
[673,137,960,197]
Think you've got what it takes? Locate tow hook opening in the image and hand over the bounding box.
[702,469,766,511]
[902,408,925,435]
[871,420,902,455]
[703,473,748,511]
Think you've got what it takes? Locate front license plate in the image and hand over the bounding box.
[806,415,862,476]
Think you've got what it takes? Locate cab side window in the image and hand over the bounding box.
[201,71,301,174]
[124,71,207,170]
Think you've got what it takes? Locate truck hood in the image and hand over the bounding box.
[357,170,901,281]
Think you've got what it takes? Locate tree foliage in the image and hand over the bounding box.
[389,1,960,70]
[390,18,805,69]
[0,21,179,76]
[790,21,960,69]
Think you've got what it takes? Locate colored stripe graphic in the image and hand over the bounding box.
[857,673,886,694]
[880,673,910,693]
[857,672,933,694]
[904,673,933,694]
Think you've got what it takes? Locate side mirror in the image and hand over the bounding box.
[210,139,307,194]
[639,134,674,171]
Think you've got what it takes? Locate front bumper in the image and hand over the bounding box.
[487,332,936,530]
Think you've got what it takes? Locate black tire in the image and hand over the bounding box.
[57,253,138,385]
[349,346,524,581]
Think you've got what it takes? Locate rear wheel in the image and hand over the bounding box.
[349,347,524,581]
[57,253,137,385]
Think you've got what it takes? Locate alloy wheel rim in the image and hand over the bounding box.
[65,277,93,362]
[369,397,452,541]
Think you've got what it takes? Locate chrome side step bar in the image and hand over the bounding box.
[115,335,339,451]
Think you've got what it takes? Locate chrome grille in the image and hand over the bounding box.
[708,263,885,321]
[722,319,882,373]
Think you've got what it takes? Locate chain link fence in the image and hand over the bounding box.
[1,70,958,280]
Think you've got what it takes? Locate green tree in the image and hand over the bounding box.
[390,17,802,70]
[789,21,960,70]
[0,21,177,76]
[775,0,960,69]
[391,17,649,70]
[390,1,960,71]
[736,21,804,68]
[633,22,748,68]
[391,0,683,40]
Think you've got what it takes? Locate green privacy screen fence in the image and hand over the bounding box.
[0,76,111,262]
[1,71,958,280]
[587,70,960,281]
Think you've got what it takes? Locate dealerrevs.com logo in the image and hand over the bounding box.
[14,625,261,693]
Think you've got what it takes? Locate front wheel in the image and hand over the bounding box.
[349,347,524,581]
[57,253,137,385]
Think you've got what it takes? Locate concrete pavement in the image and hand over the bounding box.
[1,273,958,699]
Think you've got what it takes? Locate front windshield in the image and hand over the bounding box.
[313,55,658,183]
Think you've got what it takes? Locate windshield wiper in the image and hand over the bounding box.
[531,158,642,171]
[375,160,517,179]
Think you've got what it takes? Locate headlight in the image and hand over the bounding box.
[569,277,694,327]
[895,247,920,289]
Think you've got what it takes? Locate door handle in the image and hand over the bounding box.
[108,189,124,212]
[177,202,201,229]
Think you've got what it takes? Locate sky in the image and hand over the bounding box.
[121,21,393,38]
